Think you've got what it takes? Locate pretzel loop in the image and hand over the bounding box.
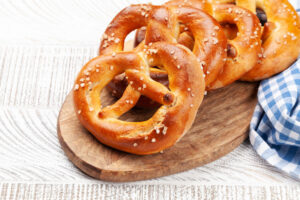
[208,4,262,89]
[209,0,300,80]
[143,5,227,86]
[132,1,263,90]
[238,0,300,80]
[162,1,263,89]
[103,4,227,108]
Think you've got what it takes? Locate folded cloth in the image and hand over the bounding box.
[249,58,300,180]
[249,1,300,180]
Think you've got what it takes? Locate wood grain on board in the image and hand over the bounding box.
[57,82,258,182]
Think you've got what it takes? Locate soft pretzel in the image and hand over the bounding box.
[100,4,227,86]
[162,1,263,89]
[207,4,262,89]
[102,4,227,108]
[166,0,300,81]
[222,0,300,81]
[73,42,205,155]
[110,2,262,107]
[133,2,262,89]
[194,0,300,80]
[130,2,261,90]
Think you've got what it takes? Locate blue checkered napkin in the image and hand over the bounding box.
[249,60,300,180]
[249,0,300,180]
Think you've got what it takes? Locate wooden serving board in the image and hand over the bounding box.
[57,82,258,182]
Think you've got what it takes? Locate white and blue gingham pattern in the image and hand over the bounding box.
[249,0,300,180]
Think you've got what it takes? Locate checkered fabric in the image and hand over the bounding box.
[249,0,300,180]
[249,1,300,179]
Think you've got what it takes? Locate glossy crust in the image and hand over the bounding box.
[99,4,152,55]
[164,1,262,89]
[208,4,262,89]
[110,1,263,106]
[101,4,226,87]
[73,42,205,155]
[238,0,300,80]
[175,6,227,86]
[103,4,227,107]
[133,0,300,85]
[102,3,227,108]
[210,0,300,80]
[107,69,168,108]
[133,1,263,90]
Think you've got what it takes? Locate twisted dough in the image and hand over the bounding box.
[229,0,300,81]
[100,4,227,87]
[208,4,262,89]
[73,42,205,155]
[167,0,300,81]
[109,1,263,108]
[133,1,263,89]
[74,5,207,154]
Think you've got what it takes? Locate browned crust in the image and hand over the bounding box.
[73,42,205,155]
[240,0,300,80]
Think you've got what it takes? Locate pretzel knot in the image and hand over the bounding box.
[102,4,228,108]
[232,0,300,81]
[101,4,227,87]
[73,42,205,155]
[174,0,300,81]
[108,2,264,108]
[132,2,262,90]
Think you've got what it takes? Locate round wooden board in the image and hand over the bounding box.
[57,82,258,182]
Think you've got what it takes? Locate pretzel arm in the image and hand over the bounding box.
[125,69,175,105]
[98,86,140,119]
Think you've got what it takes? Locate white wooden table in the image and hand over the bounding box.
[0,0,299,199]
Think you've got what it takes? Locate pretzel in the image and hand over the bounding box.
[163,1,263,89]
[73,42,205,155]
[119,3,260,104]
[166,0,300,81]
[183,0,300,80]
[134,0,213,49]
[74,5,206,154]
[208,4,262,89]
[101,4,226,86]
[109,2,262,107]
[218,0,300,81]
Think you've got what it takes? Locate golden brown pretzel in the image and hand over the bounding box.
[73,42,205,155]
[101,4,227,86]
[134,0,213,49]
[223,0,300,81]
[163,1,263,89]
[74,4,206,154]
[208,4,262,89]
[165,0,300,81]
[133,1,262,89]
[109,1,262,107]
